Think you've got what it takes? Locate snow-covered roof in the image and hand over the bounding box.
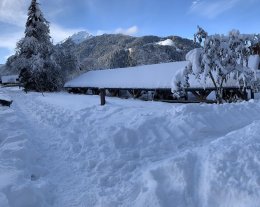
[65,61,190,89]
[65,53,260,91]
[1,75,19,84]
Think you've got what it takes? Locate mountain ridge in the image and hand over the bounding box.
[1,33,199,78]
[59,33,199,73]
[64,31,93,44]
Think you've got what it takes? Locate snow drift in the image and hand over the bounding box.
[1,88,260,206]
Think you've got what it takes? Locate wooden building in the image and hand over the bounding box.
[0,75,20,86]
[64,61,258,104]
[65,61,189,102]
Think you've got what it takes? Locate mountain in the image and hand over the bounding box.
[3,33,199,78]
[58,33,199,74]
[0,64,5,74]
[66,31,93,44]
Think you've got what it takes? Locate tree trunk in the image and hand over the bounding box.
[209,71,223,104]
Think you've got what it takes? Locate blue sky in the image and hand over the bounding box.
[0,0,260,64]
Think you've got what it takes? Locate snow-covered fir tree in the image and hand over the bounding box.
[12,0,62,92]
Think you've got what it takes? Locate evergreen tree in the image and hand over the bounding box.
[54,39,80,80]
[15,0,62,92]
[108,49,132,69]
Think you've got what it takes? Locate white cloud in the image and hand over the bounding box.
[0,31,24,62]
[0,0,66,27]
[0,0,29,26]
[49,24,83,43]
[190,0,241,19]
[0,31,23,51]
[0,0,83,62]
[0,0,80,46]
[96,26,139,36]
[115,26,139,36]
[0,23,83,59]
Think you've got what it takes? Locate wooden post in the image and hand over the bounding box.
[251,89,255,99]
[184,91,188,101]
[243,88,248,101]
[100,89,106,106]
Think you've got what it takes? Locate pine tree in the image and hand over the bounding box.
[16,0,62,92]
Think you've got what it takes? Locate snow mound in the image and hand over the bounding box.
[2,87,260,206]
[4,88,260,207]
[0,91,12,102]
[0,94,12,102]
[248,55,260,70]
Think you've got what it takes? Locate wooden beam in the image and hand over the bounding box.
[243,89,248,101]
[129,89,142,98]
[108,89,119,97]
[184,91,188,100]
[251,89,255,99]
[100,89,106,106]
[0,99,13,107]
[159,99,217,104]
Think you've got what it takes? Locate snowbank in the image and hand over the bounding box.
[2,87,260,206]
[0,103,53,206]
[0,94,12,102]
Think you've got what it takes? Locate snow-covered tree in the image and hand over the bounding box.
[108,49,132,69]
[175,26,260,103]
[13,0,62,92]
[194,26,208,44]
[54,39,80,80]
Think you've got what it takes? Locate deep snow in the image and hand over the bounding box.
[1,87,260,207]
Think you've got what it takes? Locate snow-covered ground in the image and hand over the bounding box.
[1,87,260,207]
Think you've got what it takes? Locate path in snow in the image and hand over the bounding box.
[0,90,54,207]
[2,88,260,207]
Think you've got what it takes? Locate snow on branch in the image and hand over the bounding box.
[173,27,260,95]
